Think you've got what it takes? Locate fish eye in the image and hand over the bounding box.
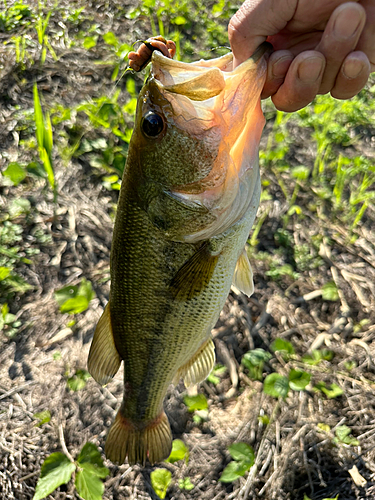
[141,111,164,138]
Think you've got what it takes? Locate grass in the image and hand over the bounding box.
[0,1,375,500]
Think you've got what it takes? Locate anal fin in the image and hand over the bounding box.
[105,409,172,465]
[232,248,254,297]
[174,338,215,388]
[87,301,121,385]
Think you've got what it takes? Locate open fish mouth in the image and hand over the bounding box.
[144,43,272,242]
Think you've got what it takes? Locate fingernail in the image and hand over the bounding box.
[298,57,324,83]
[272,55,293,78]
[343,59,364,79]
[334,8,361,39]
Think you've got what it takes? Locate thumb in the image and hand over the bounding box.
[228,0,296,68]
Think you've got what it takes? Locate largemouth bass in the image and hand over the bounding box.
[88,40,271,465]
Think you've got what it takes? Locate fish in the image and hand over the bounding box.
[87,39,271,466]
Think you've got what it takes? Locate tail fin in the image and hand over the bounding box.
[105,409,172,465]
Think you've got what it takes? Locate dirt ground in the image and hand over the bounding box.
[1,1,375,499]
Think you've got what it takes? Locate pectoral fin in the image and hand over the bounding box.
[173,338,215,387]
[170,243,219,301]
[87,302,122,385]
[232,248,254,297]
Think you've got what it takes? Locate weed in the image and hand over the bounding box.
[0,0,32,32]
[33,442,108,500]
[33,84,56,201]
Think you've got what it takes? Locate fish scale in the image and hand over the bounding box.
[88,40,271,465]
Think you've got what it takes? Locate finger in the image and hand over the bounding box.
[315,2,366,94]
[228,0,297,68]
[331,51,371,98]
[166,40,177,59]
[271,51,326,112]
[356,0,375,71]
[261,50,294,99]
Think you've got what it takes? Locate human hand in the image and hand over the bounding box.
[228,1,374,111]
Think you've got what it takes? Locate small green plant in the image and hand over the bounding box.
[302,349,334,366]
[271,338,295,359]
[0,302,22,337]
[178,477,194,491]
[35,5,57,63]
[207,363,227,384]
[33,442,109,500]
[165,439,189,464]
[314,382,344,399]
[288,369,311,391]
[33,410,51,427]
[333,425,359,446]
[220,442,255,483]
[54,279,95,314]
[67,369,91,392]
[0,0,32,32]
[183,393,208,412]
[263,373,290,399]
[241,348,272,381]
[33,83,56,201]
[101,31,133,81]
[150,468,172,500]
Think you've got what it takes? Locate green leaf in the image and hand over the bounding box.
[67,369,91,391]
[55,280,95,314]
[334,425,359,446]
[219,461,251,483]
[2,162,26,186]
[77,443,107,470]
[77,278,96,302]
[54,284,79,306]
[288,370,311,391]
[172,15,187,25]
[0,267,11,281]
[317,423,331,433]
[183,393,208,412]
[33,452,75,500]
[33,410,51,427]
[291,165,310,181]
[314,382,343,399]
[242,348,272,367]
[178,477,194,491]
[150,469,172,500]
[44,112,53,158]
[207,364,226,384]
[228,443,255,465]
[302,350,323,365]
[60,296,89,314]
[103,31,118,47]
[165,439,189,464]
[258,415,270,425]
[322,281,339,301]
[33,83,44,150]
[83,36,97,49]
[263,373,289,398]
[75,462,108,500]
[241,348,272,380]
[271,338,295,357]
